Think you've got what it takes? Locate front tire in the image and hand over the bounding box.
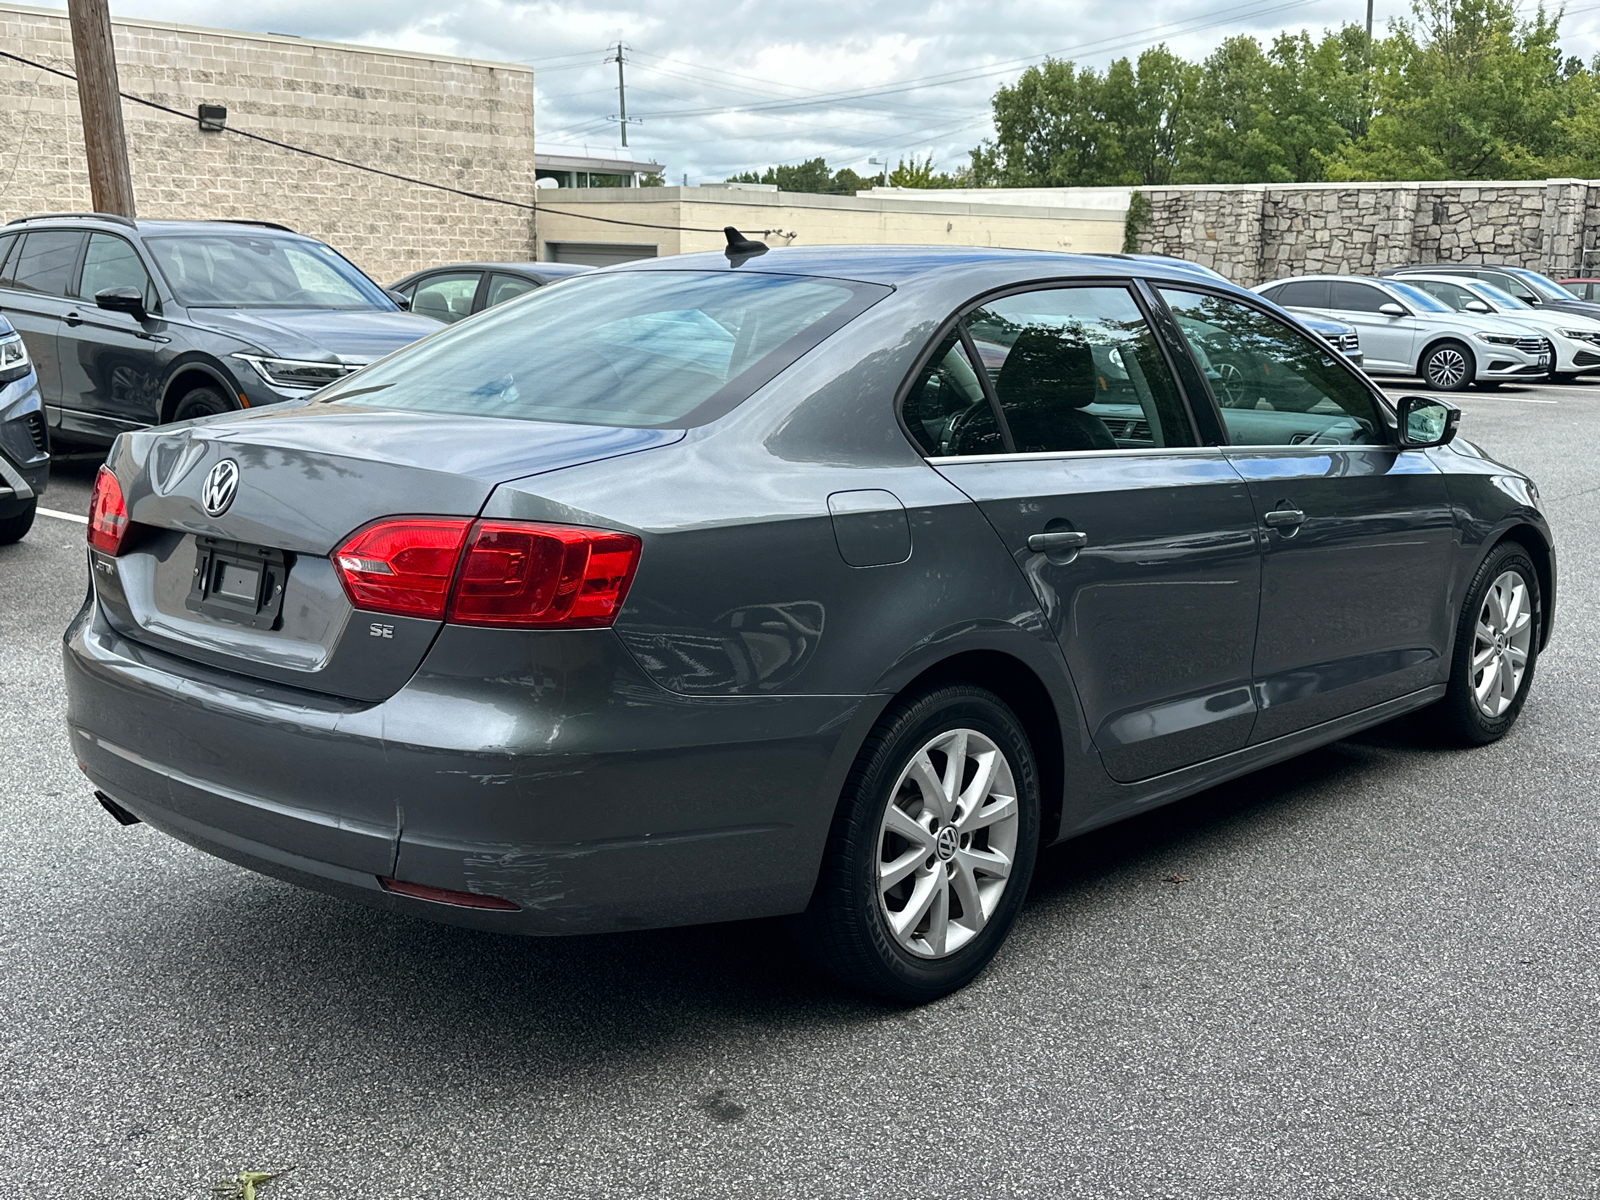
[0,499,35,544]
[1420,340,1475,392]
[169,385,238,425]
[1434,541,1541,745]
[799,685,1040,1002]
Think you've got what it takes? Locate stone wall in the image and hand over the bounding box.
[0,3,535,284]
[1134,179,1600,287]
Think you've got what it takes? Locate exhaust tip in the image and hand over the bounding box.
[94,790,142,826]
[378,876,519,911]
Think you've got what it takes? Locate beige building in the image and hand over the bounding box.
[535,183,1128,265]
[0,3,535,283]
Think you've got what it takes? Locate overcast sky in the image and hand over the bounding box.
[65,0,1600,182]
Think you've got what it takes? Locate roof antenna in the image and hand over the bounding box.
[724,226,768,266]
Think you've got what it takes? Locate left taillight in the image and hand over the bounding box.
[87,465,130,555]
[331,517,642,628]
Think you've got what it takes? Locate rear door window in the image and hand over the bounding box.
[902,332,1003,457]
[6,230,85,295]
[486,273,538,309]
[960,285,1197,452]
[1160,288,1387,447]
[409,272,482,323]
[1328,282,1389,313]
[1267,280,1332,309]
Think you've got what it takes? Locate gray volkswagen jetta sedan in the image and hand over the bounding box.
[64,245,1555,1001]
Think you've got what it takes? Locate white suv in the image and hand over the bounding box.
[1399,273,1600,381]
[1255,274,1551,390]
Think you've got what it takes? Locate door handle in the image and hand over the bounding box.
[1263,508,1306,528]
[63,312,83,326]
[1027,530,1089,552]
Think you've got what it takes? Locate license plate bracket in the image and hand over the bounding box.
[185,536,289,630]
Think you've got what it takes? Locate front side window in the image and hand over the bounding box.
[5,231,84,295]
[409,272,481,324]
[1160,289,1387,447]
[316,270,882,428]
[902,332,1003,457]
[1413,279,1479,311]
[960,286,1196,453]
[1385,282,1453,313]
[1328,282,1389,313]
[79,233,157,311]
[145,234,391,309]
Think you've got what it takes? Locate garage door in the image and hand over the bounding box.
[545,242,658,267]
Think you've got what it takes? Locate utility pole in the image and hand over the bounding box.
[613,42,629,149]
[1365,0,1374,40]
[67,0,136,218]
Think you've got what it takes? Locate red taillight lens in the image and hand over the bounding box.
[449,522,641,628]
[378,877,520,911]
[331,517,641,628]
[87,465,129,555]
[332,518,472,619]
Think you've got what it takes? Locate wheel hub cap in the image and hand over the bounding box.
[875,727,1020,960]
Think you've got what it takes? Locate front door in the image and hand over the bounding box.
[57,232,167,433]
[920,283,1263,783]
[0,229,85,410]
[1326,280,1417,372]
[1159,288,1456,741]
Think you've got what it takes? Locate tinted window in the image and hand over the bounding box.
[487,273,538,308]
[1160,289,1386,447]
[6,230,85,295]
[145,234,390,309]
[410,272,480,324]
[1484,272,1535,301]
[79,233,156,310]
[962,286,1195,452]
[318,271,880,428]
[1268,280,1332,309]
[1328,282,1389,313]
[902,332,1002,457]
[0,233,16,281]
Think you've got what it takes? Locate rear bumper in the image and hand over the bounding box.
[64,604,877,935]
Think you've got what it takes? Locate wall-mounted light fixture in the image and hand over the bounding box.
[197,104,227,132]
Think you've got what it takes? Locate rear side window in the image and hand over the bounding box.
[961,285,1196,453]
[317,271,886,428]
[1266,280,1332,309]
[78,233,157,310]
[1160,288,1386,447]
[487,273,538,308]
[5,230,85,295]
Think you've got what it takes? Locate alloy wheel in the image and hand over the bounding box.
[1471,570,1533,718]
[876,728,1019,960]
[1427,347,1468,389]
[1215,361,1247,406]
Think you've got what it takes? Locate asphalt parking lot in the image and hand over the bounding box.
[3,378,1598,1199]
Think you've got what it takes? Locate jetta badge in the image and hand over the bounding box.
[201,459,240,517]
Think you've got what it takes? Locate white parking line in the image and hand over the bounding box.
[37,507,87,525]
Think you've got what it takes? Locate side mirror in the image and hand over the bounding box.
[95,285,146,320]
[1398,394,1461,448]
[1518,293,1540,305]
[385,288,412,311]
[1378,302,1408,318]
[1464,299,1492,314]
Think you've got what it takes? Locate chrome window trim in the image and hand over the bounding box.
[927,445,1231,467]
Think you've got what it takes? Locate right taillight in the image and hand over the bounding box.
[332,517,641,628]
[87,465,130,555]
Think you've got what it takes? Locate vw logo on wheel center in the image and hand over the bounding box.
[201,459,240,517]
[935,826,959,862]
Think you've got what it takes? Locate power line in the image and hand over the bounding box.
[0,48,774,236]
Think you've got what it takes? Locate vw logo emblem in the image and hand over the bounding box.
[935,826,959,862]
[201,459,240,517]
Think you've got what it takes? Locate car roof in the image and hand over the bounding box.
[4,214,316,240]
[597,244,1261,293]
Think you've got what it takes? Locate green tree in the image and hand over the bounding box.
[886,155,972,187]
[726,158,876,194]
[1324,0,1566,179]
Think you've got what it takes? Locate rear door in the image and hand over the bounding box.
[1327,281,1416,371]
[923,282,1263,783]
[0,229,86,408]
[1158,287,1456,741]
[57,231,166,431]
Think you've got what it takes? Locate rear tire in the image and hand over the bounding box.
[1420,340,1475,392]
[1432,541,1541,745]
[0,499,36,544]
[798,685,1040,1002]
[170,386,238,425]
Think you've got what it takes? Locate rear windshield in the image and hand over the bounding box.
[146,234,392,309]
[316,270,885,427]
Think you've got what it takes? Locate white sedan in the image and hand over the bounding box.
[1401,273,1600,380]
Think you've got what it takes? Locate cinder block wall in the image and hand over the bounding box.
[1134,180,1600,288]
[0,3,535,283]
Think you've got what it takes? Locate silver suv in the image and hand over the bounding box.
[1255,274,1550,390]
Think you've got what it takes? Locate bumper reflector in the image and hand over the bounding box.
[378,876,520,911]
